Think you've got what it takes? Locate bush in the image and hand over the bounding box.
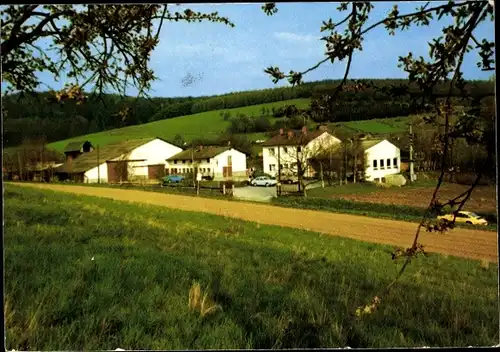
[452,172,494,186]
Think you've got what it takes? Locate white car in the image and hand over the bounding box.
[437,211,488,226]
[250,176,277,187]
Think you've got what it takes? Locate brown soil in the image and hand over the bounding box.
[12,183,499,263]
[338,184,497,213]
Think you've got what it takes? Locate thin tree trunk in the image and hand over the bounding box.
[320,161,324,188]
[18,152,23,181]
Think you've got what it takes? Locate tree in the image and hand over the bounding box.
[1,5,234,98]
[279,129,340,197]
[2,137,64,181]
[172,134,185,148]
[262,1,495,315]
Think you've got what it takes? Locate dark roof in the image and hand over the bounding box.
[167,146,231,161]
[55,137,158,173]
[261,130,328,147]
[64,140,93,153]
[309,143,344,160]
[358,139,385,151]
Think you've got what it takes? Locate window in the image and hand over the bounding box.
[269,164,276,172]
[393,157,398,168]
[284,163,289,169]
[387,158,391,168]
[269,148,275,156]
[183,160,186,164]
[174,160,178,164]
[283,147,288,153]
[373,160,378,170]
[206,158,210,163]
[297,146,302,152]
[207,168,210,173]
[380,159,385,169]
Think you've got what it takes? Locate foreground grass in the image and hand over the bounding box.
[47,99,310,152]
[4,184,498,349]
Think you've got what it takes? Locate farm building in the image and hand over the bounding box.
[165,145,247,181]
[309,137,402,182]
[54,137,183,183]
[360,139,401,182]
[261,126,342,178]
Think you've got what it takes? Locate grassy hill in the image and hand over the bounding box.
[47,101,423,155]
[47,99,310,152]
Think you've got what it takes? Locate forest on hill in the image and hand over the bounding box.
[2,79,494,148]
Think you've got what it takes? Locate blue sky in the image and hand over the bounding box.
[30,2,496,97]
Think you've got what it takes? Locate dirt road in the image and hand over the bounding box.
[11,183,499,263]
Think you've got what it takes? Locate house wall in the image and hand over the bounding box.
[364,140,401,182]
[212,149,247,180]
[84,162,108,183]
[262,132,341,177]
[164,148,248,181]
[84,139,182,183]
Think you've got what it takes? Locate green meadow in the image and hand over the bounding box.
[4,184,498,349]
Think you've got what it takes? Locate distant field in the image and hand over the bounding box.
[4,184,498,349]
[307,180,497,214]
[47,99,311,152]
[329,115,420,136]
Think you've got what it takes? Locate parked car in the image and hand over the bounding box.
[162,175,185,184]
[250,175,277,187]
[437,211,488,226]
[281,173,299,184]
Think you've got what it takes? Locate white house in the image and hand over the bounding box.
[360,139,401,182]
[55,137,183,183]
[165,146,248,181]
[261,126,342,178]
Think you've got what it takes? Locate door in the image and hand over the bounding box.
[148,164,165,180]
[107,161,128,183]
[223,166,232,177]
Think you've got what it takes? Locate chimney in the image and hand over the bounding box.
[66,154,73,171]
[279,128,284,135]
[227,141,231,147]
[287,130,294,139]
[301,126,307,135]
[199,145,204,150]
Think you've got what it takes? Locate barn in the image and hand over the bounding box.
[54,137,183,183]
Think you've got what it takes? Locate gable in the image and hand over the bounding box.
[365,139,400,154]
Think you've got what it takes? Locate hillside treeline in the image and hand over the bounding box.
[2,79,494,147]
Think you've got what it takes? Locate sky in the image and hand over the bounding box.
[20,2,498,97]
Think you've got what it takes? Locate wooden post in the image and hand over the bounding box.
[409,124,415,182]
[97,145,100,183]
[277,145,282,196]
[197,180,200,195]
